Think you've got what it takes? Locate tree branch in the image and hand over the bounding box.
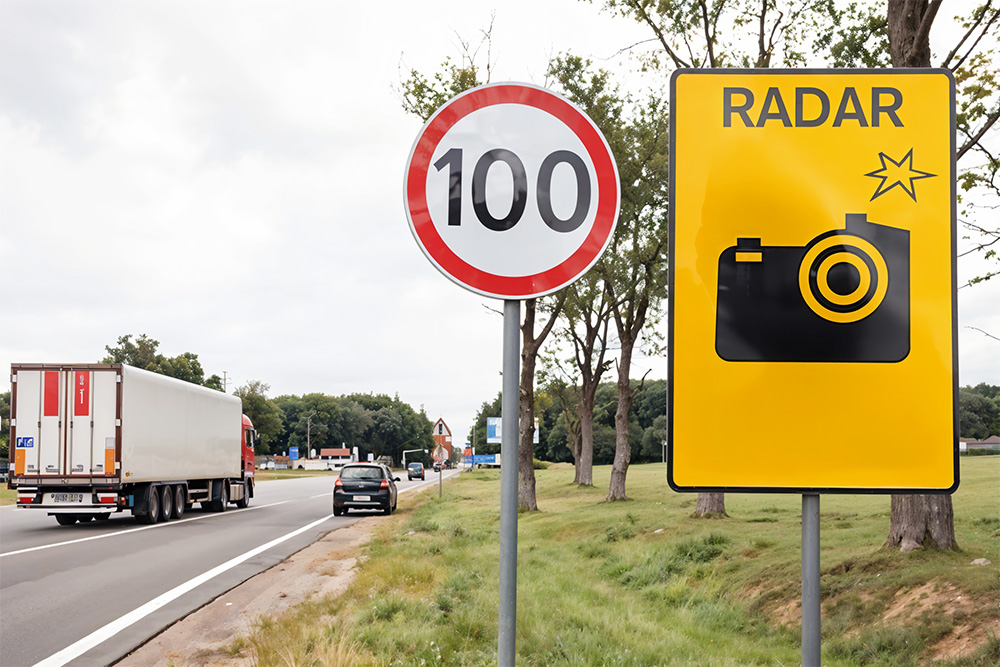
[949,7,999,72]
[958,107,1000,161]
[630,0,690,68]
[699,0,716,67]
[911,0,942,62]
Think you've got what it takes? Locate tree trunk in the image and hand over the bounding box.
[887,0,939,67]
[517,297,563,512]
[693,492,728,518]
[884,0,957,552]
[518,302,540,512]
[569,431,582,484]
[886,494,958,552]
[607,348,634,501]
[576,384,597,486]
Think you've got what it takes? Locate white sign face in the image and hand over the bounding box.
[404,83,620,299]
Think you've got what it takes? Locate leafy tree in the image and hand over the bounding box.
[102,333,222,390]
[639,414,667,462]
[234,381,284,454]
[0,391,9,459]
[102,333,161,370]
[539,377,583,465]
[968,382,1000,401]
[959,386,1000,439]
[204,374,224,391]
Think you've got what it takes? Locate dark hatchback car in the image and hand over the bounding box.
[407,462,425,480]
[333,463,399,516]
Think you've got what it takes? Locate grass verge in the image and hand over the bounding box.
[238,456,998,665]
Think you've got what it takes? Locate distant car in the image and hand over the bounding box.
[433,461,442,472]
[333,462,399,516]
[407,462,425,480]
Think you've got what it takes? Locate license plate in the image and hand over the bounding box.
[52,493,84,503]
[354,495,371,502]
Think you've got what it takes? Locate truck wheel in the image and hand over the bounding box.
[139,485,160,524]
[212,482,228,512]
[172,486,186,520]
[160,485,174,522]
[55,514,78,526]
[235,482,250,509]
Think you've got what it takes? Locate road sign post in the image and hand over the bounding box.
[670,68,957,665]
[404,82,619,665]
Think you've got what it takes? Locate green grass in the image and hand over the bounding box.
[234,456,999,665]
[0,484,14,506]
[254,468,338,481]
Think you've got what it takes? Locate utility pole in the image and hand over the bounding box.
[307,415,313,453]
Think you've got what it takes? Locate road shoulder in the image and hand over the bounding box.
[116,517,377,666]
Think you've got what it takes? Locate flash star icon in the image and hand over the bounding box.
[864,149,936,202]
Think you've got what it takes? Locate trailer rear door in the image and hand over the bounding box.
[13,367,119,477]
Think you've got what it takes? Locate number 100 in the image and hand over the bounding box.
[434,148,591,233]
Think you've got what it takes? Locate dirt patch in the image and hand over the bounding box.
[116,517,378,667]
[883,581,977,621]
[931,617,1000,661]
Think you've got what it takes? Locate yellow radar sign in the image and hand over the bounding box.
[668,69,957,493]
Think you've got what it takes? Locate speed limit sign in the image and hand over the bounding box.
[404,82,620,299]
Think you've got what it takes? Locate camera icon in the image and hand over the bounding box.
[715,213,909,362]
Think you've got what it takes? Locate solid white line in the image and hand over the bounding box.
[0,500,293,559]
[32,513,334,667]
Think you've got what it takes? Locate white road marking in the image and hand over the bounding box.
[0,500,292,559]
[32,513,334,667]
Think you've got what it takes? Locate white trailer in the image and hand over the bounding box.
[9,363,257,525]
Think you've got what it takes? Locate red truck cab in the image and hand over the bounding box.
[242,414,257,477]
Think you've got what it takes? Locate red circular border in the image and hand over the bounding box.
[405,83,619,299]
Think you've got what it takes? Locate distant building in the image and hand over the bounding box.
[959,435,1000,452]
[319,448,352,467]
[432,418,452,462]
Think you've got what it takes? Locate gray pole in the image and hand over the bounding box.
[802,493,821,667]
[498,299,520,666]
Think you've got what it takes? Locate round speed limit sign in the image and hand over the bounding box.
[404,83,620,299]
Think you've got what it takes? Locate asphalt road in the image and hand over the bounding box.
[0,469,459,667]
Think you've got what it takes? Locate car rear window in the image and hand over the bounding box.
[409,463,422,469]
[341,466,383,480]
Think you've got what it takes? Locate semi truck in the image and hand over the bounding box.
[8,363,256,525]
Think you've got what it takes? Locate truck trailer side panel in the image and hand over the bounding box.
[120,365,242,483]
[12,364,242,483]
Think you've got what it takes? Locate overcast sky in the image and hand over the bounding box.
[1,0,996,447]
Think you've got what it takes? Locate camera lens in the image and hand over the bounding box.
[825,261,862,297]
[798,234,888,323]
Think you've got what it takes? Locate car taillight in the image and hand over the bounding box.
[380,479,389,489]
[335,478,342,487]
[18,495,35,504]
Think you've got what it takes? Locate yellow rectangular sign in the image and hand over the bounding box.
[668,69,958,493]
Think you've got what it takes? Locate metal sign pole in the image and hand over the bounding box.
[498,299,520,666]
[802,493,821,667]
